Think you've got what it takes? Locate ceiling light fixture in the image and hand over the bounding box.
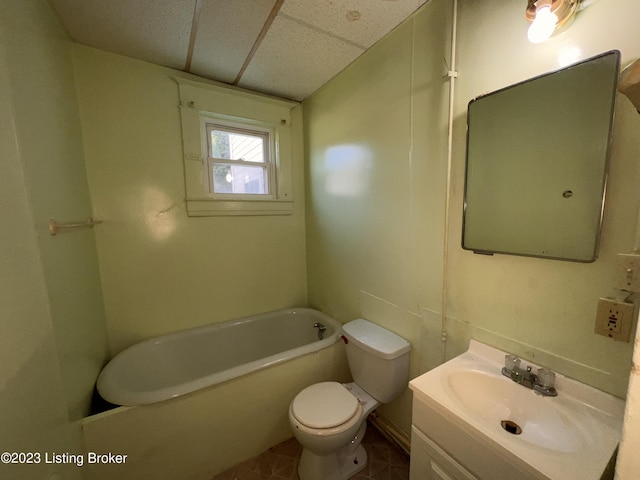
[525,0,581,44]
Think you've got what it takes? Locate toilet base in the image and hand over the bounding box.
[298,444,367,480]
[291,385,380,480]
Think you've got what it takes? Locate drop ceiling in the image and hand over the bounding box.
[50,0,428,101]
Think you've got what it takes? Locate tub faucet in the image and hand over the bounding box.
[501,355,557,397]
[313,322,327,340]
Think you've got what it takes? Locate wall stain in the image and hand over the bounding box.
[346,10,361,22]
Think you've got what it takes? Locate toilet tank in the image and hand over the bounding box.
[342,319,411,403]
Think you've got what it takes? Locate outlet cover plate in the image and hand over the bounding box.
[595,297,635,342]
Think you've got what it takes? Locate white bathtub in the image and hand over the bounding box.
[97,307,342,406]
[84,307,349,480]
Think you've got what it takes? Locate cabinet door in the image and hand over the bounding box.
[410,426,479,480]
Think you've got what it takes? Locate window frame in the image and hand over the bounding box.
[177,77,297,217]
[201,117,276,200]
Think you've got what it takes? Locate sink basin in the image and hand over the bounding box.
[409,340,625,480]
[445,369,583,453]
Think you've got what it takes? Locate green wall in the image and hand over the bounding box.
[304,0,640,436]
[0,0,108,422]
[72,46,308,355]
[304,0,453,433]
[0,0,108,478]
[4,0,640,472]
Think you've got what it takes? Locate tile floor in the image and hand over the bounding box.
[213,421,410,480]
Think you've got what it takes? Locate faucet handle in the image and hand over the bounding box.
[504,354,521,371]
[536,368,556,388]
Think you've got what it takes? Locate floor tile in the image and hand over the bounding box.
[213,421,409,480]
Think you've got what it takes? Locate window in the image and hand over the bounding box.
[203,120,275,198]
[177,77,298,216]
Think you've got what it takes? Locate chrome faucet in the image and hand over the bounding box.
[313,322,327,340]
[501,355,557,397]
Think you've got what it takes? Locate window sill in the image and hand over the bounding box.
[186,198,294,217]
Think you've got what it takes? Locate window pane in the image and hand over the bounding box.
[212,164,233,193]
[212,163,268,195]
[210,129,265,163]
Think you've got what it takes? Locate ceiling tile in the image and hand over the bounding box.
[238,14,364,101]
[51,0,429,102]
[50,0,195,70]
[280,0,427,49]
[190,0,277,84]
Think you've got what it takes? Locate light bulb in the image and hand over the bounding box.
[527,5,558,43]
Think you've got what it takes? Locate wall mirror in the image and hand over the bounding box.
[462,50,620,262]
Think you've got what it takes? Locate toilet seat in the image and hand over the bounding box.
[292,382,360,429]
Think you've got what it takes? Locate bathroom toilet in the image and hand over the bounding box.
[288,318,410,480]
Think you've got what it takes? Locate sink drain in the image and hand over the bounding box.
[501,420,522,435]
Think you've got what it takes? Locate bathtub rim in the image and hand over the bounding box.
[97,307,342,406]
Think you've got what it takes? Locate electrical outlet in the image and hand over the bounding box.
[616,253,640,292]
[594,297,635,342]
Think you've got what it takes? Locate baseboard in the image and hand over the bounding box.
[368,412,411,456]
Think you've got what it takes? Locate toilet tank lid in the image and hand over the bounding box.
[342,319,410,359]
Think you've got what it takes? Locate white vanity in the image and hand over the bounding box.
[409,341,624,480]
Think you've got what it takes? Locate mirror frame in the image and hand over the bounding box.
[461,50,620,263]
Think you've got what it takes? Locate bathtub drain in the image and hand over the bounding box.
[500,420,522,435]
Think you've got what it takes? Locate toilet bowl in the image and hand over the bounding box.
[289,318,410,480]
[289,382,378,480]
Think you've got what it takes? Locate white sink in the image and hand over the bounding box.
[445,369,583,453]
[409,340,625,480]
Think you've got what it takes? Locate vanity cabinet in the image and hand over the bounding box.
[408,341,623,480]
[409,394,543,480]
[410,426,478,480]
